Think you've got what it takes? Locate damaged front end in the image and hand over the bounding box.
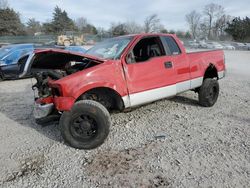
[32,71,61,124]
[30,49,104,125]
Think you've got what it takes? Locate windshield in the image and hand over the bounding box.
[85,36,133,59]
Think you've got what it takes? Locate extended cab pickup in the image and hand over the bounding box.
[31,33,225,149]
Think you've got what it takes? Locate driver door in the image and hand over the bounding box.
[122,36,176,107]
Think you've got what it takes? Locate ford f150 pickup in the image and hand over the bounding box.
[30,33,225,149]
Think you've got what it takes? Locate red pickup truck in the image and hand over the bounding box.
[31,33,225,149]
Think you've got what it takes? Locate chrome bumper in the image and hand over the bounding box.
[33,103,54,119]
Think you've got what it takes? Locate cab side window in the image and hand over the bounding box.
[163,36,181,55]
[132,37,165,63]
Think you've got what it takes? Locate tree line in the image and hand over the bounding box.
[185,3,250,42]
[0,0,190,38]
[0,0,250,42]
[0,4,98,36]
[185,3,231,40]
[225,17,250,41]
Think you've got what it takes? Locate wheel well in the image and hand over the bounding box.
[77,87,125,111]
[204,64,218,80]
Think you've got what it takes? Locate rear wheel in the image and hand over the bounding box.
[59,100,110,149]
[198,78,219,107]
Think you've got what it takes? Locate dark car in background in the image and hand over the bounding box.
[0,44,34,80]
[0,44,86,80]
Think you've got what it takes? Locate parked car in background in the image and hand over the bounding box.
[0,44,34,80]
[244,43,250,50]
[206,42,223,49]
[222,43,235,50]
[188,41,199,48]
[0,44,86,80]
[235,43,248,50]
[198,41,208,48]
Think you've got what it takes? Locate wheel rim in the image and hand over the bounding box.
[70,114,98,141]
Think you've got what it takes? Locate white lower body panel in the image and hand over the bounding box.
[123,77,204,108]
[129,84,176,107]
[176,80,190,93]
[190,77,203,89]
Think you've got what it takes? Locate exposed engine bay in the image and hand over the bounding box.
[31,50,101,98]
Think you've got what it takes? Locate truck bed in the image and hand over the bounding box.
[186,49,225,79]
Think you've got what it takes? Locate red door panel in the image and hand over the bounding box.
[123,56,175,94]
[173,54,190,83]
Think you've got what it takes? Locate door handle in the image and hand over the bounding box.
[164,61,173,69]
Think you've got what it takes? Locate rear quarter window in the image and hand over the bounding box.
[163,36,181,55]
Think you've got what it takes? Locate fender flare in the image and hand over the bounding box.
[72,82,126,102]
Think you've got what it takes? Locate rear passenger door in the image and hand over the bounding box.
[161,36,191,93]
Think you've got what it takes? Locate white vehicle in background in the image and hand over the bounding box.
[188,41,199,48]
[245,43,250,50]
[235,43,248,50]
[206,42,224,49]
[198,41,208,48]
[222,43,236,50]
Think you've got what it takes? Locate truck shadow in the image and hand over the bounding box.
[0,82,199,144]
[169,95,200,107]
[0,85,61,143]
[227,114,250,125]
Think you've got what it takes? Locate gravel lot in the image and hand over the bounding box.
[0,50,249,188]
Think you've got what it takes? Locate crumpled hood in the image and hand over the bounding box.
[31,48,105,70]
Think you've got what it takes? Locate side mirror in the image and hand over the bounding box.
[126,51,136,64]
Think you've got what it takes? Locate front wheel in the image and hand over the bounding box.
[198,78,219,107]
[0,72,3,81]
[59,100,110,149]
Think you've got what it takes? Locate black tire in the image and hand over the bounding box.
[198,78,219,107]
[59,100,110,149]
[0,72,3,81]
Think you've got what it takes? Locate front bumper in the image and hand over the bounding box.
[34,95,75,120]
[33,103,54,119]
[218,70,226,79]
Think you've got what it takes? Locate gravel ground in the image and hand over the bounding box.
[0,50,249,188]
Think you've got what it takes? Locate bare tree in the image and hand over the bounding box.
[109,22,128,36]
[214,14,231,37]
[0,0,8,9]
[26,18,41,35]
[75,17,88,31]
[198,21,209,39]
[203,3,225,39]
[185,10,201,39]
[124,21,143,34]
[144,14,161,33]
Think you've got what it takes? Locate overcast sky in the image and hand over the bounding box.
[8,0,250,30]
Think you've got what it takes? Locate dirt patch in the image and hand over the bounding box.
[86,141,171,187]
[4,154,45,183]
